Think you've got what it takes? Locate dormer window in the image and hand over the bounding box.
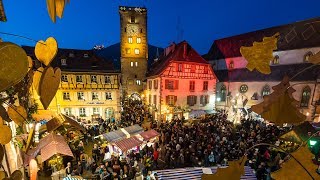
[91,75,97,83]
[84,54,89,58]
[61,59,67,66]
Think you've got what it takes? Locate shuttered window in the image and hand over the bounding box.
[187,95,197,106]
[200,95,209,106]
[166,95,177,106]
[189,81,195,91]
[165,80,179,90]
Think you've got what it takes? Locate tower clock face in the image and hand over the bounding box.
[127,24,139,36]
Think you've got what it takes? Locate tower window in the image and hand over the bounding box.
[126,48,131,54]
[136,80,141,85]
[131,16,135,23]
[140,29,143,33]
[128,37,133,44]
[134,48,140,55]
[137,37,141,44]
[135,62,138,67]
[124,28,126,32]
[130,62,134,67]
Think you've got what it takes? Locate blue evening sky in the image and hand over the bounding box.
[0,0,320,54]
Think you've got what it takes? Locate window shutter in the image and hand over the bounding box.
[175,80,179,89]
[174,96,177,105]
[194,96,197,105]
[165,80,169,89]
[166,96,169,105]
[200,95,203,105]
[110,76,115,84]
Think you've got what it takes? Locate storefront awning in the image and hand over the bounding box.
[123,124,144,135]
[102,130,127,142]
[139,129,160,141]
[113,136,142,152]
[189,110,207,119]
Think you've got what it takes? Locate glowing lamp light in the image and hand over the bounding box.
[216,97,221,102]
[231,99,236,103]
[236,93,240,97]
[310,140,317,146]
[29,159,38,180]
[306,112,310,116]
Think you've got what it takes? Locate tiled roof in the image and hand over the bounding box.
[147,41,209,77]
[206,17,320,60]
[215,63,320,82]
[22,46,119,73]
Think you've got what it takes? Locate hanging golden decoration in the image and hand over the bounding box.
[39,67,61,109]
[34,37,58,66]
[309,51,320,64]
[0,117,12,145]
[7,106,27,126]
[46,0,70,23]
[240,33,279,74]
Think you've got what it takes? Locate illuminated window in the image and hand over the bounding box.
[148,80,152,90]
[136,80,141,85]
[204,66,208,74]
[178,64,183,72]
[92,92,99,100]
[93,107,100,115]
[130,62,134,67]
[229,61,234,69]
[84,54,89,58]
[105,108,114,119]
[190,65,196,73]
[76,75,82,83]
[61,75,68,82]
[262,85,271,97]
[91,75,97,83]
[131,16,135,23]
[128,37,133,44]
[137,37,141,44]
[200,95,209,106]
[240,84,248,93]
[300,86,311,107]
[167,95,176,106]
[272,55,280,65]
[135,62,138,67]
[126,48,131,54]
[187,95,197,106]
[64,108,72,116]
[203,81,208,91]
[154,79,158,89]
[165,80,176,90]
[63,92,70,100]
[304,51,313,62]
[77,92,85,100]
[105,76,111,83]
[135,48,140,55]
[149,95,152,104]
[220,85,227,102]
[189,81,195,91]
[61,59,67,66]
[79,108,86,117]
[153,95,157,105]
[105,92,112,100]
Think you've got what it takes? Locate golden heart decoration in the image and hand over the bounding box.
[33,67,44,95]
[0,105,11,122]
[47,0,70,23]
[7,106,27,126]
[35,37,58,66]
[39,67,61,109]
[0,117,12,145]
[0,171,6,180]
[0,42,29,92]
[27,56,33,72]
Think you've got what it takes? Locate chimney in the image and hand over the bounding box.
[183,41,187,59]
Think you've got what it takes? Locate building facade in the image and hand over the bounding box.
[204,17,320,122]
[119,6,148,95]
[24,47,121,120]
[146,41,217,121]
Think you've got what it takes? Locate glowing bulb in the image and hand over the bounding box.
[217,97,221,102]
[236,93,240,97]
[306,112,310,116]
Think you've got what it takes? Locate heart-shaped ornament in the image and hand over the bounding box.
[27,56,33,72]
[0,171,6,179]
[0,42,29,92]
[0,105,11,122]
[0,142,4,162]
[7,106,27,126]
[39,67,61,109]
[10,170,23,180]
[35,37,58,66]
[0,125,12,145]
[33,67,44,95]
[56,0,66,18]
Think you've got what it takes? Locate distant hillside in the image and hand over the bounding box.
[94,43,163,70]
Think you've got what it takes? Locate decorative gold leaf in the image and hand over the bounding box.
[0,125,12,145]
[309,51,320,64]
[272,145,318,179]
[34,37,58,66]
[39,67,61,109]
[240,33,279,74]
[0,171,6,179]
[27,56,33,72]
[0,42,29,92]
[202,156,247,180]
[56,0,65,18]
[10,170,22,180]
[46,0,56,23]
[0,142,4,163]
[7,106,27,126]
[33,67,44,95]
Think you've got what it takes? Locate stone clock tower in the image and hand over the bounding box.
[119,6,148,95]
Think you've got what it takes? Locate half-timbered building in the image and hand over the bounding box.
[146,41,217,121]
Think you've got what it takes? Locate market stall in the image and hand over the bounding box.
[113,136,143,155]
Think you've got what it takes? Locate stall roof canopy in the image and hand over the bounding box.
[280,121,316,144]
[189,110,207,119]
[124,125,144,135]
[139,129,160,141]
[46,114,85,132]
[114,136,142,152]
[102,130,126,142]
